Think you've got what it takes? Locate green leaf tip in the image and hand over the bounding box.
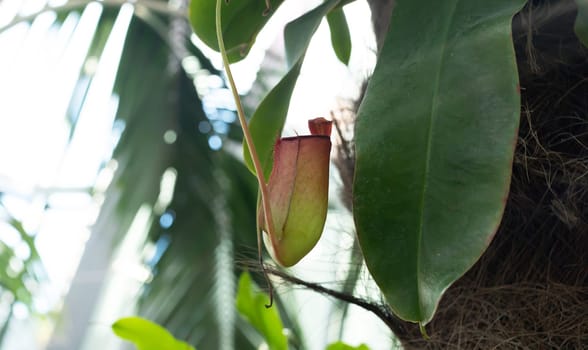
[326,7,352,65]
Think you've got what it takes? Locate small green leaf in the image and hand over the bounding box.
[326,341,371,350]
[112,317,195,350]
[574,0,588,47]
[353,0,526,323]
[244,0,343,177]
[189,0,285,63]
[326,8,352,65]
[236,272,288,350]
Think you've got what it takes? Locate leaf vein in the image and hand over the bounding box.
[416,0,460,319]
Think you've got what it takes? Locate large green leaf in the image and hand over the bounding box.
[574,0,588,47]
[236,272,287,350]
[244,0,343,177]
[112,317,195,350]
[189,0,285,63]
[353,0,526,323]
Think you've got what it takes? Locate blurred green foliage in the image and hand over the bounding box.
[113,316,196,350]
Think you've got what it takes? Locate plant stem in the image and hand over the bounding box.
[215,0,276,305]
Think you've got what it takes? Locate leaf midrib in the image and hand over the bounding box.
[415,0,460,319]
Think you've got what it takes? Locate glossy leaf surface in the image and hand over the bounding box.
[353,0,526,323]
[189,0,285,62]
[244,0,343,177]
[236,272,288,350]
[112,317,195,350]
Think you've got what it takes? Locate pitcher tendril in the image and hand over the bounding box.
[215,0,275,307]
[263,0,271,16]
